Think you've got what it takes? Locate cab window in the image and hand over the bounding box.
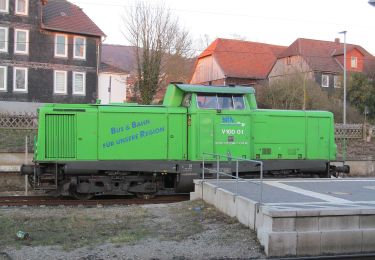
[218,94,234,109]
[197,94,217,109]
[181,93,192,107]
[197,93,245,110]
[233,95,245,109]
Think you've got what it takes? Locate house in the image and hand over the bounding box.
[190,38,286,87]
[0,0,105,112]
[98,44,195,104]
[98,44,137,104]
[268,38,375,91]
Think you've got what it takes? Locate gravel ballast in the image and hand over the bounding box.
[0,200,265,260]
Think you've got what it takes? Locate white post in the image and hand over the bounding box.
[24,135,28,195]
[339,30,347,125]
[343,32,347,125]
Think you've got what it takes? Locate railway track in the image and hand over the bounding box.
[0,194,190,207]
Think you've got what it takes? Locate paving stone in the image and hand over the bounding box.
[296,217,319,232]
[265,231,297,257]
[362,229,375,252]
[297,231,321,256]
[360,215,375,228]
[319,215,360,231]
[321,230,362,254]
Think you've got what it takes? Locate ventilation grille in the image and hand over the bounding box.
[262,148,271,155]
[45,114,76,158]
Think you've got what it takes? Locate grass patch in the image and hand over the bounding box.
[0,207,151,250]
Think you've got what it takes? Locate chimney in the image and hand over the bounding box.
[334,38,340,44]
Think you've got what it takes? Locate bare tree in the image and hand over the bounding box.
[123,2,192,104]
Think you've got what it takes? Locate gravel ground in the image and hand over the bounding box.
[0,200,265,260]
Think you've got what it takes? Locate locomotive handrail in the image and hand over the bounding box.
[201,153,264,205]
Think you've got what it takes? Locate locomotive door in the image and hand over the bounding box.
[198,114,214,158]
[307,117,330,159]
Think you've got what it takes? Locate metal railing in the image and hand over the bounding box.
[202,153,264,205]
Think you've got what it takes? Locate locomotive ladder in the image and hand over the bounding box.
[201,153,264,205]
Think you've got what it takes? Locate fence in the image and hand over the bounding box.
[335,123,375,140]
[0,113,37,153]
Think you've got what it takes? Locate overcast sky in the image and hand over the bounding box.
[71,0,375,55]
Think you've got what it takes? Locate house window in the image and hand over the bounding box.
[14,29,29,54]
[0,27,8,52]
[0,66,7,91]
[73,36,86,59]
[334,75,341,88]
[0,0,9,13]
[73,72,85,95]
[13,67,28,92]
[54,70,67,94]
[55,34,67,58]
[321,74,329,88]
[15,0,28,15]
[351,57,358,68]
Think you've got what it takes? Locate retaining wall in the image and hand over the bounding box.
[191,180,375,257]
[346,160,375,177]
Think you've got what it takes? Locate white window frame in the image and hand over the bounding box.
[73,36,86,60]
[0,26,8,52]
[351,56,358,68]
[54,70,67,94]
[334,75,341,88]
[0,66,7,91]
[54,34,68,58]
[0,0,9,13]
[14,29,29,55]
[73,71,86,95]
[321,74,329,88]
[13,67,28,92]
[15,0,28,16]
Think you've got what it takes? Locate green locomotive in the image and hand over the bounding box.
[21,83,347,198]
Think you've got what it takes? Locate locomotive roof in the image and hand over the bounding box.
[175,84,255,94]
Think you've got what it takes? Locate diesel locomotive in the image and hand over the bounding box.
[21,83,348,198]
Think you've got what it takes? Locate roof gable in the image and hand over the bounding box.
[42,0,105,37]
[279,38,375,73]
[197,38,286,79]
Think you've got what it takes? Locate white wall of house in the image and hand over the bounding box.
[190,55,225,84]
[98,72,128,104]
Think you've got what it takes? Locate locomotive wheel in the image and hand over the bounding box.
[69,184,94,200]
[71,191,94,200]
[28,174,36,188]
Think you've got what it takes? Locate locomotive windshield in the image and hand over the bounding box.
[197,93,245,110]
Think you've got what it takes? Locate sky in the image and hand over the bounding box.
[70,0,375,55]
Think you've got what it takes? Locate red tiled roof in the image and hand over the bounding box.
[197,38,286,79]
[42,0,105,37]
[279,38,375,73]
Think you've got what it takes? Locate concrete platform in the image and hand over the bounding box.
[191,178,375,257]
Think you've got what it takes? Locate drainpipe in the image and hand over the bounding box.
[96,36,106,101]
